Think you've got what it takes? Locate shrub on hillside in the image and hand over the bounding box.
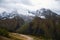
[0,28,9,38]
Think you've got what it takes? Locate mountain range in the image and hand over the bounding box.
[0,8,60,21]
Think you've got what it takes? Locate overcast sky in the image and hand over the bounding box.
[0,0,60,14]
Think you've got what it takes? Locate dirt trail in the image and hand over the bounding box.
[9,33,33,40]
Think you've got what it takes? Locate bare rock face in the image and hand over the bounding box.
[0,16,24,32]
[0,18,17,32]
[0,10,24,32]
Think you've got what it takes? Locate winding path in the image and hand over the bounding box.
[9,33,33,40]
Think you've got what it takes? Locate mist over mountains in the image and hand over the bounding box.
[0,8,60,21]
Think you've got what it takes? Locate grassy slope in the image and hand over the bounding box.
[28,35,53,40]
[0,36,13,40]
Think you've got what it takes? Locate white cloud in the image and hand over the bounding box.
[0,0,60,14]
[0,8,6,13]
[0,0,32,5]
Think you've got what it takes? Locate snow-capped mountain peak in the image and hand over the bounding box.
[0,10,18,20]
[28,8,58,19]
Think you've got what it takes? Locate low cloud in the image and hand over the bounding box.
[0,0,60,14]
